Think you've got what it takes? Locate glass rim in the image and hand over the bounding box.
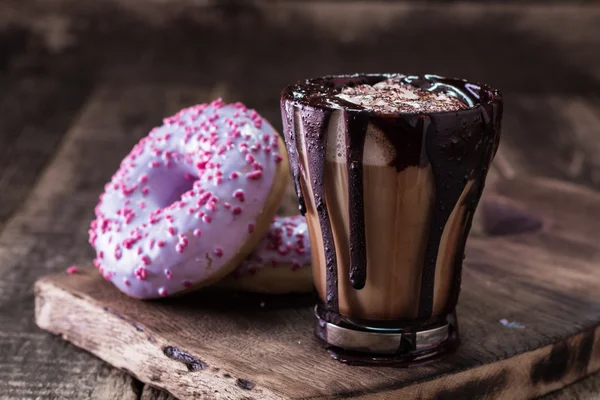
[281,73,503,117]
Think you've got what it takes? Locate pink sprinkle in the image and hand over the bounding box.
[262,133,270,143]
[214,248,223,257]
[183,280,193,288]
[158,287,168,297]
[179,233,188,243]
[141,255,151,265]
[232,206,242,215]
[206,202,217,212]
[248,223,255,233]
[139,174,149,184]
[149,160,161,168]
[176,244,185,253]
[168,227,177,236]
[124,278,131,287]
[233,189,245,202]
[215,177,223,185]
[196,160,208,170]
[135,267,148,280]
[66,266,78,275]
[246,154,255,163]
[224,202,231,209]
[230,171,239,179]
[165,270,173,280]
[157,241,165,248]
[274,154,283,163]
[197,191,211,206]
[246,170,263,180]
[151,147,162,156]
[184,172,195,181]
[142,187,150,196]
[188,207,195,214]
[193,229,202,237]
[202,215,212,224]
[149,238,155,249]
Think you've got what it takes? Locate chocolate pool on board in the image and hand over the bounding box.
[280,74,503,365]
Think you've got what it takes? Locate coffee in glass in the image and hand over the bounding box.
[280,74,503,365]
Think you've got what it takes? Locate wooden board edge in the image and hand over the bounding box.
[338,328,600,400]
[34,273,600,400]
[33,276,283,400]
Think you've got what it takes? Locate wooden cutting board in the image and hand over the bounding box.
[34,176,600,400]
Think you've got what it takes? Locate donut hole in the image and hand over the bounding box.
[147,167,196,209]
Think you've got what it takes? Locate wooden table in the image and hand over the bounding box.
[1,1,600,399]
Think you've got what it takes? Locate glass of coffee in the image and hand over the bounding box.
[280,74,503,365]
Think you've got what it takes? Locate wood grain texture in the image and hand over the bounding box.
[0,84,182,399]
[34,176,600,399]
[542,372,600,400]
[1,1,600,398]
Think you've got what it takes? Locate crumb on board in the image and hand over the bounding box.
[499,318,525,329]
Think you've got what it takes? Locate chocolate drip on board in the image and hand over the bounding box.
[344,111,369,289]
[298,107,339,312]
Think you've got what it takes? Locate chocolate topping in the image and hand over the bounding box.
[281,74,502,319]
[338,78,469,113]
[344,111,369,289]
[299,107,339,312]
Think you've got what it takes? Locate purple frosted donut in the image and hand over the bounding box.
[223,215,313,293]
[89,99,289,298]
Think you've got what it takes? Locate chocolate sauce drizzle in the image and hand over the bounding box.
[298,106,339,312]
[344,111,369,289]
[280,99,306,214]
[281,74,503,320]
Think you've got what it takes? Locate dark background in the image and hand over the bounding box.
[1,0,600,398]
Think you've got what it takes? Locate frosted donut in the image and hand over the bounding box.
[89,99,289,299]
[221,215,313,293]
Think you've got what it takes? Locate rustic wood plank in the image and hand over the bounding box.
[0,2,599,398]
[0,83,208,400]
[499,95,600,188]
[33,176,600,399]
[542,372,600,400]
[140,385,177,400]
[0,27,92,231]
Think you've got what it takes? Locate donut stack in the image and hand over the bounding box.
[88,99,312,298]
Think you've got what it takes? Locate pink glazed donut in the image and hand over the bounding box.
[222,215,313,293]
[89,99,289,299]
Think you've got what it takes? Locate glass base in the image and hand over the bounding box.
[314,306,459,366]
